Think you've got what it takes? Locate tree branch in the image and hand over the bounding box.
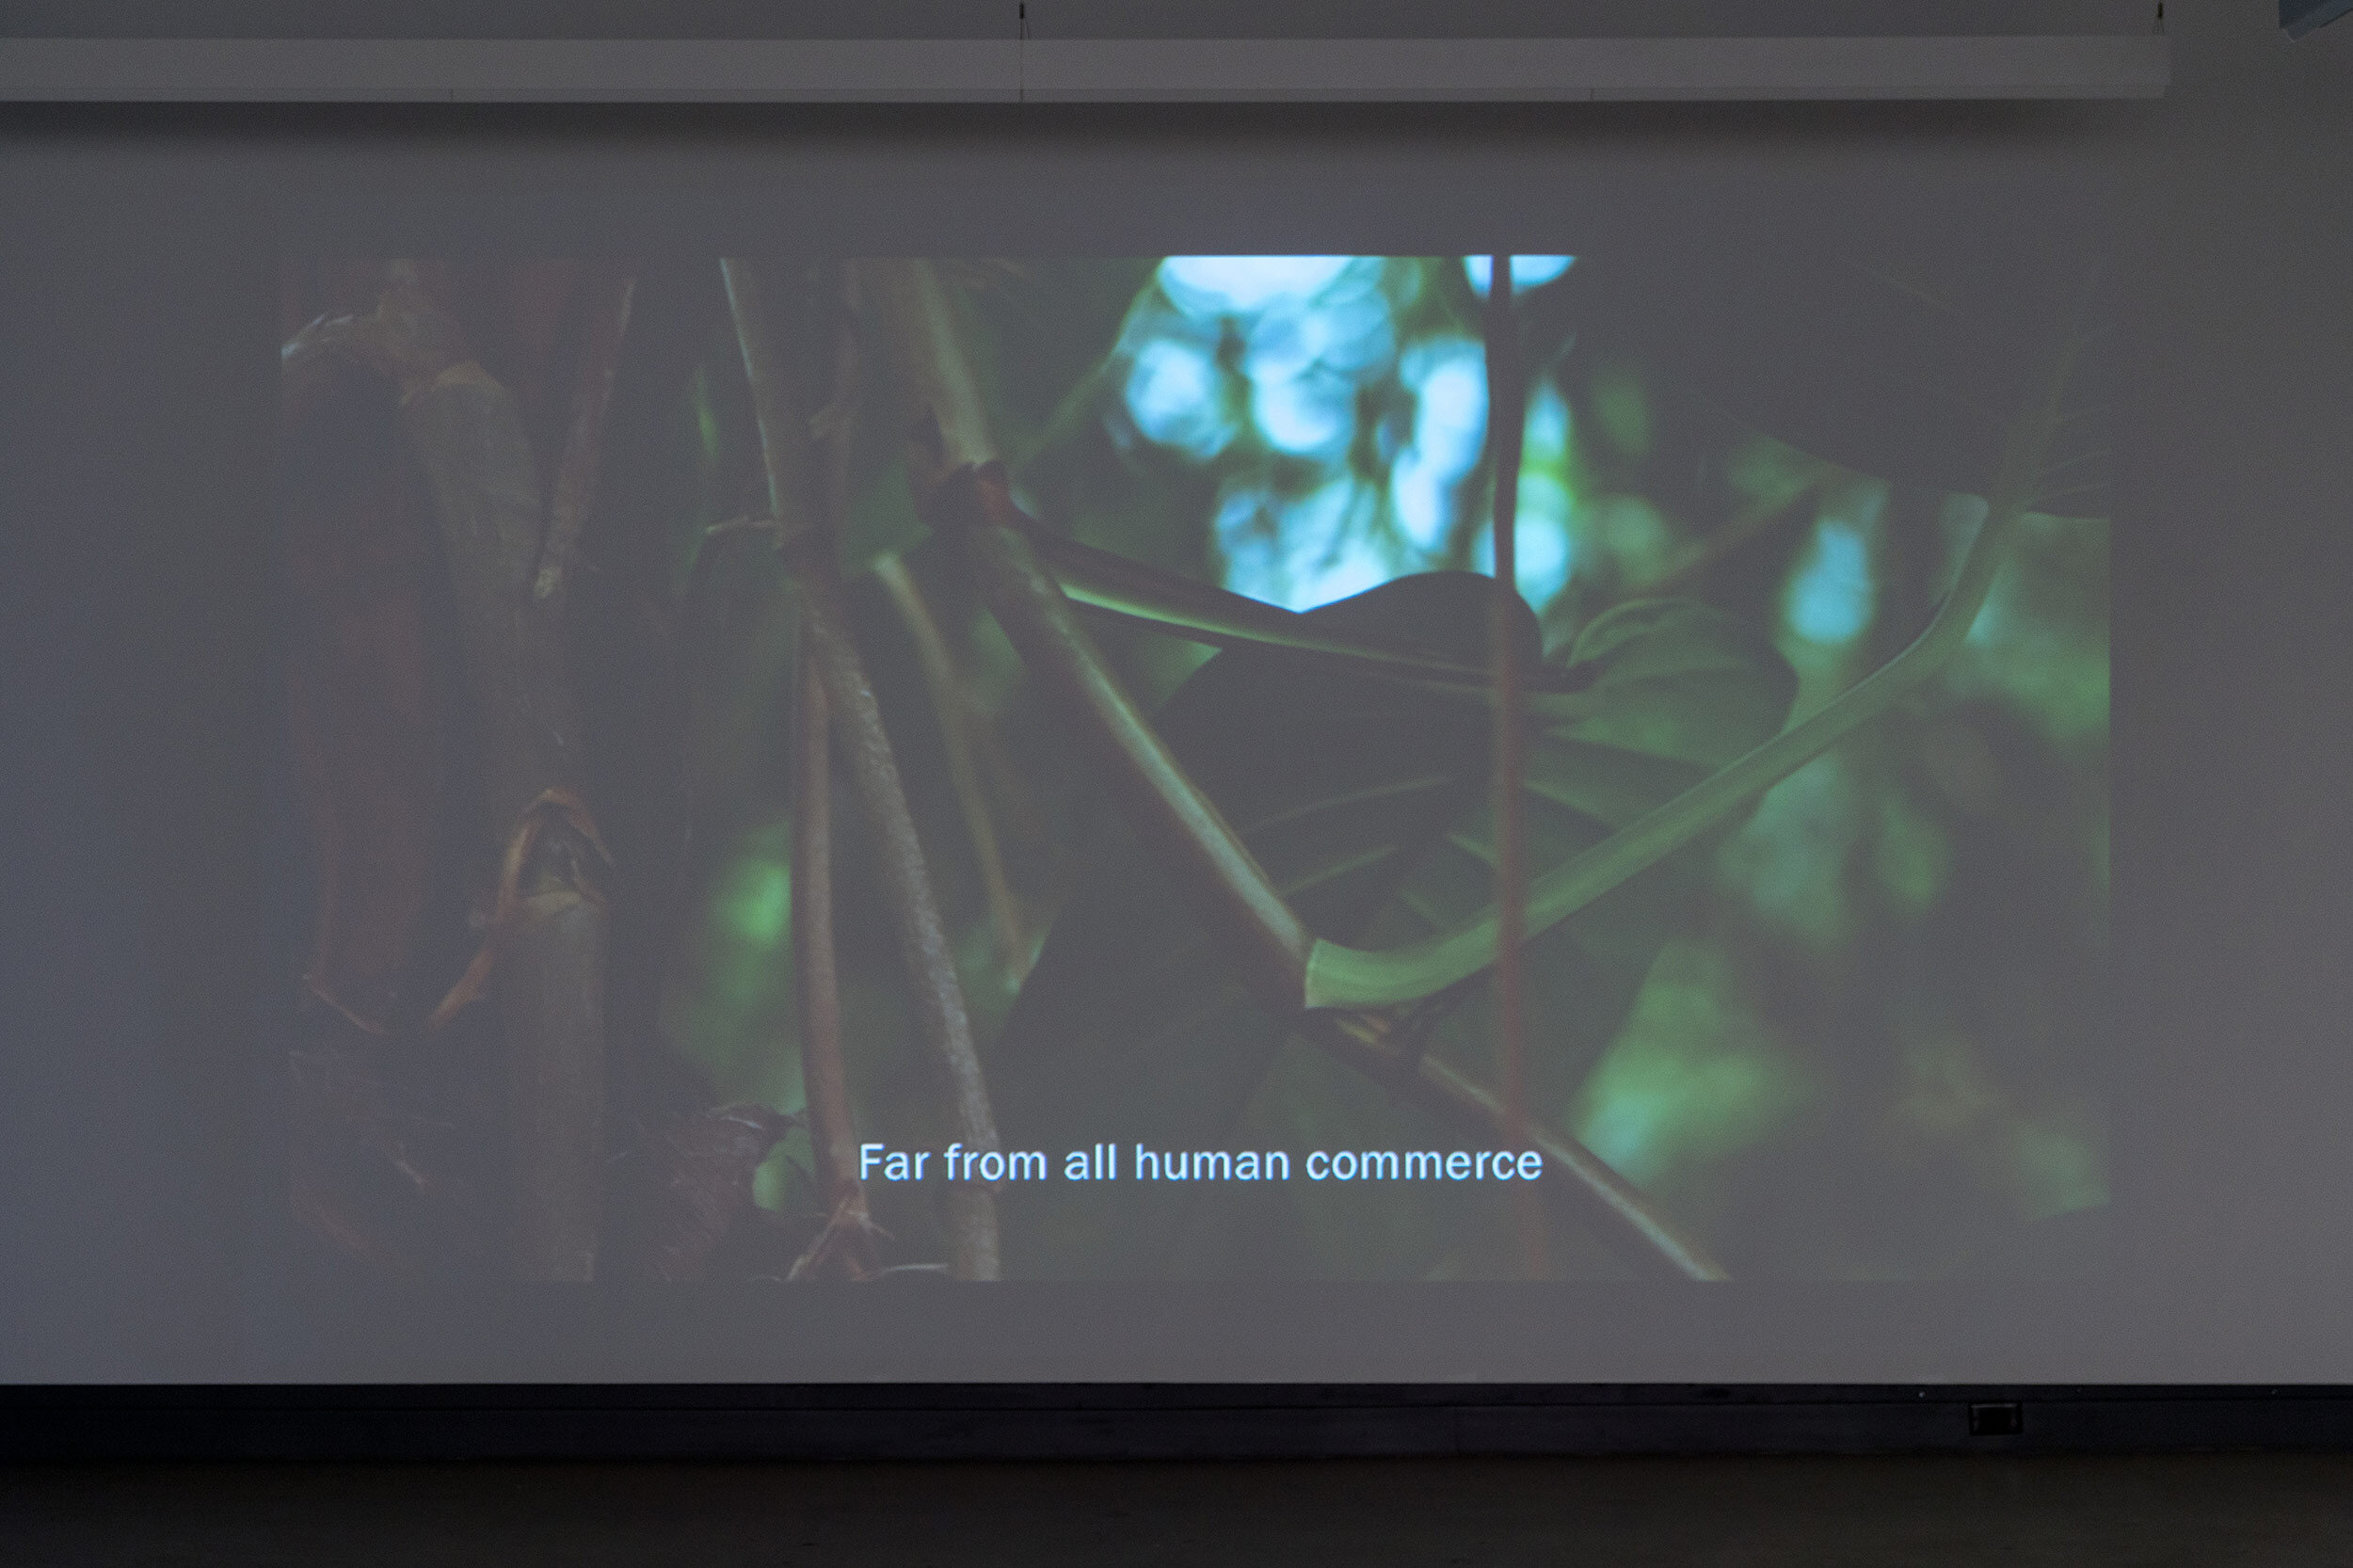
[722,257,1000,1280]
[788,631,878,1279]
[867,259,1719,1279]
[875,554,1032,982]
[936,470,1316,1014]
[1309,1007,1724,1278]
[789,271,883,1282]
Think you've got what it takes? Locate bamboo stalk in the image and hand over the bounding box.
[333,263,610,1281]
[722,258,1000,1280]
[534,264,638,605]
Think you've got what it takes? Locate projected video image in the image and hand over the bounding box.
[278,248,2108,1283]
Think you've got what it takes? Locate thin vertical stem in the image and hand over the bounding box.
[866,260,1313,1010]
[359,263,608,1282]
[786,265,882,1279]
[1484,254,1545,1277]
[788,629,877,1277]
[871,258,1722,1278]
[875,554,1032,981]
[940,472,1316,1013]
[722,258,1000,1280]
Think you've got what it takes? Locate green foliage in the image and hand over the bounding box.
[600,248,2110,1280]
[829,259,1170,580]
[985,574,1794,1276]
[1570,233,2113,518]
[662,817,801,1117]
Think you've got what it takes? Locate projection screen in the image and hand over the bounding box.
[7,82,2341,1395]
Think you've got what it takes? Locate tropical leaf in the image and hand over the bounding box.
[984,572,1794,1276]
[1033,526,1577,691]
[1305,274,2108,1012]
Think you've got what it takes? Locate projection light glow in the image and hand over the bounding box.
[1464,254,1577,295]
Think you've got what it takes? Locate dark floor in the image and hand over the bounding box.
[5,1454,2353,1567]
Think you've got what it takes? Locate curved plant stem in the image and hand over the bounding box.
[785,267,883,1280]
[866,259,1311,1011]
[1305,311,2094,1012]
[875,554,1032,981]
[723,258,1001,1280]
[870,260,1717,1279]
[1483,254,1545,1278]
[941,469,1317,1013]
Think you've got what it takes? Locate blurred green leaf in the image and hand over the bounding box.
[985,573,1793,1276]
[1573,233,2111,519]
[840,455,928,576]
[834,260,1160,578]
[1308,597,1801,1008]
[1036,526,1555,688]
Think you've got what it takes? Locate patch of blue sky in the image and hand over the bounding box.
[1215,476,1395,612]
[1404,339,1489,474]
[1243,288,1395,382]
[1512,381,1582,602]
[1122,335,1235,459]
[1473,503,1577,609]
[1384,339,1490,551]
[1388,449,1453,552]
[1158,255,1370,317]
[1241,288,1395,458]
[1464,254,1576,297]
[1457,378,1579,606]
[1250,367,1356,458]
[1523,376,1572,463]
[1785,518,1876,646]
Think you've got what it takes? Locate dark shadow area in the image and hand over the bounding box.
[7,1453,2353,1567]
